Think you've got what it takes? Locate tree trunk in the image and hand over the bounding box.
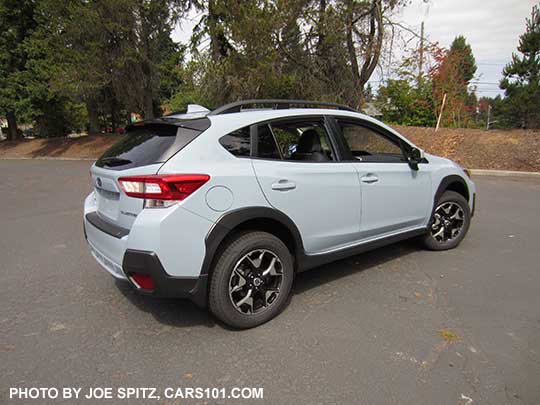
[357,0,383,110]
[6,111,19,141]
[142,82,154,120]
[346,0,383,110]
[111,97,118,132]
[208,0,229,61]
[316,0,327,53]
[345,1,360,106]
[86,98,100,134]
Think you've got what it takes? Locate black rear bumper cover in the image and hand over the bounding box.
[122,249,208,307]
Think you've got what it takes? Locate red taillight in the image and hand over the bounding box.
[130,273,154,290]
[117,174,210,201]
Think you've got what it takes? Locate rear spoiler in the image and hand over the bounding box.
[126,117,211,133]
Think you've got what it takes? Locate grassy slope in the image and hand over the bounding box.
[1,127,540,171]
[396,126,540,172]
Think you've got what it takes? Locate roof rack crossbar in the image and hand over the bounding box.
[209,99,357,115]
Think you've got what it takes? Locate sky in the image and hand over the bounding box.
[394,0,536,97]
[171,0,537,98]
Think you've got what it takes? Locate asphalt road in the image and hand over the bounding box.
[1,160,539,405]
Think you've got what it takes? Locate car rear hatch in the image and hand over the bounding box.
[89,118,210,231]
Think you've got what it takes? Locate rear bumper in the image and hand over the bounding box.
[84,213,128,279]
[83,220,208,306]
[122,249,208,307]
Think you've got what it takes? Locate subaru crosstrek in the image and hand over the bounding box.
[83,100,475,329]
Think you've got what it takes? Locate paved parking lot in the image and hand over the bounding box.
[1,160,540,404]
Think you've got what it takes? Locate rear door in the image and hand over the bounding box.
[251,117,361,253]
[90,120,206,229]
[332,118,431,238]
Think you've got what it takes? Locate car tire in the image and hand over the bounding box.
[422,191,471,251]
[208,231,294,329]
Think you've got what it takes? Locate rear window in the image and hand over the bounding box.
[96,119,209,170]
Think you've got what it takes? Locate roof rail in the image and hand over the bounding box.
[208,99,357,115]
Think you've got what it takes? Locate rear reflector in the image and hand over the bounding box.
[130,273,154,290]
[118,174,210,201]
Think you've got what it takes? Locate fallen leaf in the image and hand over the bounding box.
[439,329,460,342]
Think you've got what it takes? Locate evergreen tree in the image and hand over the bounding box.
[500,4,540,129]
[0,0,38,139]
[448,35,477,83]
[432,36,477,127]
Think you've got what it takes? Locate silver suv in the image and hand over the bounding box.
[83,100,475,329]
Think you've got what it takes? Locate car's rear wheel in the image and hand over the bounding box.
[422,191,471,251]
[209,231,294,329]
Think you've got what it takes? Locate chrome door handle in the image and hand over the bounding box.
[271,180,296,191]
[360,174,379,184]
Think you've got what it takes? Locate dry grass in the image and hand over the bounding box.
[0,135,119,159]
[395,126,540,172]
[2,127,540,172]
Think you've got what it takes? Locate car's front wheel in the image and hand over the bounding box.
[422,190,471,251]
[209,231,294,329]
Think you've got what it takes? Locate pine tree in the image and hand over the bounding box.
[500,5,540,129]
[0,0,38,140]
[432,36,477,127]
[448,36,477,83]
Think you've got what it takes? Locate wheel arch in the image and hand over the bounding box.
[435,175,470,203]
[431,175,471,221]
[201,207,305,279]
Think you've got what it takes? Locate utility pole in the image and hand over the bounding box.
[486,105,492,130]
[418,20,424,87]
[435,93,447,132]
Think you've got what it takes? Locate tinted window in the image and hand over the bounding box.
[219,127,251,157]
[270,120,335,162]
[256,125,281,159]
[96,121,206,170]
[338,121,404,162]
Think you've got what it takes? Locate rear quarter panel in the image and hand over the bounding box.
[158,120,271,223]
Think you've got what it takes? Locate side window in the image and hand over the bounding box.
[338,121,404,162]
[269,120,335,162]
[257,125,281,159]
[219,127,250,157]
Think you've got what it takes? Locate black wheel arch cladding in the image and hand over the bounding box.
[431,175,471,220]
[201,207,305,277]
[435,175,470,203]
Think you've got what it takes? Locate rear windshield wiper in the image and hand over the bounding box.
[100,157,132,167]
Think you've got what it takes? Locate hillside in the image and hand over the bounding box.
[396,126,540,172]
[1,127,539,172]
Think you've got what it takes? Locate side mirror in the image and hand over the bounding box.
[407,147,424,170]
[412,147,424,160]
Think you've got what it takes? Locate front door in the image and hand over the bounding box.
[333,118,431,239]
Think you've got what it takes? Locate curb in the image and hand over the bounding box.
[470,169,540,178]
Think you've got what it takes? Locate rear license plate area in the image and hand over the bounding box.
[96,187,120,220]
